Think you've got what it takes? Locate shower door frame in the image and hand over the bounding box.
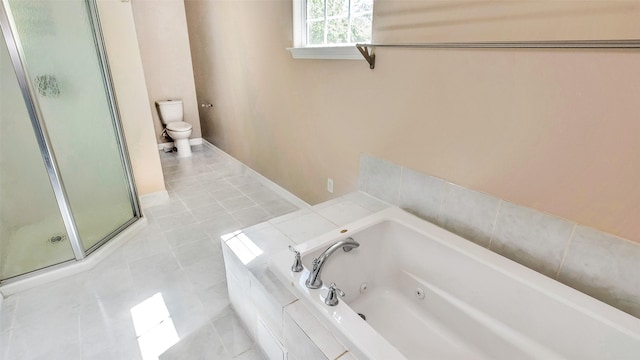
[0,0,141,276]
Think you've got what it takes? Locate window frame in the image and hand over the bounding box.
[288,0,371,60]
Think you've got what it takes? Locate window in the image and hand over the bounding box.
[289,0,373,60]
[306,0,373,46]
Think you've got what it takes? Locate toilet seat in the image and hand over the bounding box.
[166,121,192,132]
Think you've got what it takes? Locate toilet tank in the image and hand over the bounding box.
[156,100,183,124]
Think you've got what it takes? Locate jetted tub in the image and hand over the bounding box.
[272,207,640,359]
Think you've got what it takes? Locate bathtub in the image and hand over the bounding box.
[271,207,640,359]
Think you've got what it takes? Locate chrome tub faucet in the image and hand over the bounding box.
[305,237,359,289]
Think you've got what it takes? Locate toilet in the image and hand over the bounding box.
[156,99,193,158]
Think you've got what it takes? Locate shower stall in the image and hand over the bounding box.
[0,0,140,282]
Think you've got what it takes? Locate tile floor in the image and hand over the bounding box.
[0,145,302,360]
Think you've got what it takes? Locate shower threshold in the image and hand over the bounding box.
[0,217,147,296]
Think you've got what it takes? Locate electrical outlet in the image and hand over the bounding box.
[327,178,334,193]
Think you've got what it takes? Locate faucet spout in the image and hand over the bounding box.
[305,237,359,289]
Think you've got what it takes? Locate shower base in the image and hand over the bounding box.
[1,217,73,280]
[0,215,146,296]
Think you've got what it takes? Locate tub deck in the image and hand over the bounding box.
[273,207,640,360]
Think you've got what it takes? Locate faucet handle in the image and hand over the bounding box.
[288,245,303,272]
[324,282,345,306]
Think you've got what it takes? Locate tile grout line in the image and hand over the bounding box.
[434,179,446,225]
[435,182,449,225]
[394,166,404,206]
[556,223,578,279]
[487,200,503,250]
[168,166,255,228]
[209,317,235,358]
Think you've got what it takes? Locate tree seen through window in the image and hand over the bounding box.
[306,0,373,46]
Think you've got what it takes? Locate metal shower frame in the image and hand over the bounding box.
[0,0,141,276]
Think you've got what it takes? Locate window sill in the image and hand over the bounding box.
[287,46,363,60]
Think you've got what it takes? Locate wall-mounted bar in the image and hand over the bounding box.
[356,39,640,69]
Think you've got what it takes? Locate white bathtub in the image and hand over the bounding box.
[272,207,640,360]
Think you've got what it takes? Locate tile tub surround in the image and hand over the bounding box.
[359,153,640,318]
[222,192,389,359]
[0,144,304,360]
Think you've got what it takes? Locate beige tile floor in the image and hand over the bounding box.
[0,145,301,359]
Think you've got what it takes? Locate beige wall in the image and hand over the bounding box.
[184,0,640,243]
[130,0,201,144]
[97,0,166,196]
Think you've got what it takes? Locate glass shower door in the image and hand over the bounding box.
[0,30,75,279]
[6,0,137,253]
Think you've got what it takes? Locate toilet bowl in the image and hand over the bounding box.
[156,99,193,158]
[165,122,192,157]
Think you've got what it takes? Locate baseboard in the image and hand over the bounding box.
[202,139,310,209]
[139,190,170,208]
[157,137,203,151]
